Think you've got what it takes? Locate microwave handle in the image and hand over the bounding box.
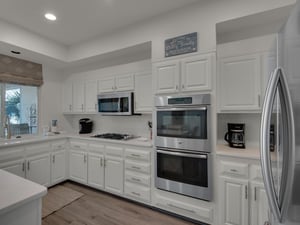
[156,149,207,159]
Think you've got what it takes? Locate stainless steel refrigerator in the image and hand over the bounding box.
[260,1,300,225]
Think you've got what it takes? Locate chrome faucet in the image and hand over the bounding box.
[3,116,11,139]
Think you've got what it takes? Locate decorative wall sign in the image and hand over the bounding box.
[165,32,197,57]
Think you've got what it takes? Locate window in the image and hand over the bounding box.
[0,83,38,136]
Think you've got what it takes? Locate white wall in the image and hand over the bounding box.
[39,66,70,133]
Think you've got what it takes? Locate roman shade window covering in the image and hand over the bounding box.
[0,54,43,86]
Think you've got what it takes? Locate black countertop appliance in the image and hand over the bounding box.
[79,118,93,134]
[224,123,245,148]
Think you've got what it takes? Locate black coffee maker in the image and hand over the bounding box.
[224,123,245,148]
[79,118,93,134]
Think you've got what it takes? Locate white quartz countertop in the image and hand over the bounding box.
[0,133,153,148]
[0,170,47,215]
[216,144,261,160]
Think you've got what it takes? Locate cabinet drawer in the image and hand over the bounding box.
[89,143,105,154]
[125,172,150,186]
[125,148,150,162]
[125,182,150,202]
[220,161,249,178]
[70,141,88,150]
[125,161,150,174]
[106,145,123,157]
[52,140,67,151]
[155,195,213,223]
[25,142,51,156]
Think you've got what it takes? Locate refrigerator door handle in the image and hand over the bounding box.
[260,67,295,223]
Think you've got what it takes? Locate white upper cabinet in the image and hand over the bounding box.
[217,34,277,112]
[62,82,73,113]
[134,72,152,113]
[181,54,213,92]
[99,74,134,93]
[153,53,215,94]
[85,80,98,113]
[153,60,180,94]
[218,54,261,111]
[72,81,85,113]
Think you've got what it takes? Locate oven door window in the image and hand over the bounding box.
[98,98,119,112]
[157,109,207,139]
[157,151,208,187]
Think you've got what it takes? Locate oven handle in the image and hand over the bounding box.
[156,106,208,111]
[156,149,207,159]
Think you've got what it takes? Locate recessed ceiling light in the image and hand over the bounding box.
[44,13,56,21]
[11,50,21,55]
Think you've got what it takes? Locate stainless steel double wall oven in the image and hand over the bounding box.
[154,94,212,201]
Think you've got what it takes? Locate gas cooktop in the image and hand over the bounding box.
[92,133,137,140]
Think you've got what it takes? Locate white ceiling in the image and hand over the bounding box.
[0,0,200,46]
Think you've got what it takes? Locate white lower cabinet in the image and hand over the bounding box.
[1,159,26,178]
[104,156,123,194]
[250,183,269,225]
[26,153,51,187]
[69,150,88,184]
[218,158,270,225]
[51,150,66,185]
[88,153,105,189]
[220,177,249,225]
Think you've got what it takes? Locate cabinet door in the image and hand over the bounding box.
[98,76,115,93]
[219,54,261,111]
[27,154,51,187]
[69,150,87,184]
[0,159,26,178]
[134,72,152,113]
[220,177,249,225]
[72,81,85,112]
[181,54,213,92]
[85,80,98,113]
[116,74,134,91]
[51,150,66,185]
[88,153,105,189]
[104,156,123,195]
[251,184,269,225]
[153,60,179,94]
[62,82,73,113]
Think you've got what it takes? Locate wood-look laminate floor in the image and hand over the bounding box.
[42,182,197,225]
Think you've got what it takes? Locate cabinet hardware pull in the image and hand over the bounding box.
[84,154,87,163]
[258,95,261,106]
[81,104,84,111]
[176,85,178,90]
[131,154,140,158]
[115,86,117,90]
[69,105,72,111]
[230,169,238,172]
[104,159,106,167]
[245,185,248,199]
[254,187,257,201]
[112,86,114,90]
[131,191,141,196]
[131,177,141,182]
[95,104,97,110]
[167,204,195,214]
[53,155,55,163]
[74,145,80,148]
[22,162,25,171]
[27,161,30,170]
[182,84,184,89]
[100,158,103,167]
[132,166,141,170]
